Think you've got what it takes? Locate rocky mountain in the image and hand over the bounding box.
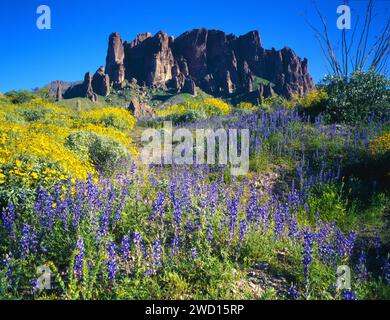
[52,28,315,103]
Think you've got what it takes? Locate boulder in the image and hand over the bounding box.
[182,77,197,96]
[128,98,156,118]
[92,66,110,96]
[83,72,97,102]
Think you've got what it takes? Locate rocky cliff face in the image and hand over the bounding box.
[105,32,125,86]
[62,28,314,102]
[110,28,314,98]
[124,31,175,86]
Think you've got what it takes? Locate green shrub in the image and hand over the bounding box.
[165,109,207,124]
[99,113,129,131]
[296,89,328,119]
[66,131,127,172]
[323,70,390,123]
[5,90,37,104]
[18,109,48,122]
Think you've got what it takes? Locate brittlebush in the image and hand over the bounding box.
[370,133,390,156]
[0,98,137,187]
[157,98,231,118]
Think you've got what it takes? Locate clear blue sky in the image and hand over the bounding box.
[0,0,388,92]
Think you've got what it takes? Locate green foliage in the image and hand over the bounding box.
[5,90,37,105]
[305,183,348,227]
[66,131,127,173]
[296,89,329,119]
[165,109,207,124]
[262,95,292,109]
[18,108,48,122]
[323,70,390,123]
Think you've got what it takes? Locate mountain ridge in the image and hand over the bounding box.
[51,28,315,104]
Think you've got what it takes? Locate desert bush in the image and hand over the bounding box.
[0,98,136,190]
[18,108,48,122]
[296,89,328,118]
[5,90,37,104]
[236,102,258,113]
[263,95,295,109]
[370,133,390,156]
[165,109,207,124]
[157,98,231,119]
[66,131,127,172]
[323,70,390,123]
[80,107,136,132]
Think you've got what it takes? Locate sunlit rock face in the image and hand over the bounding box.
[117,28,314,98]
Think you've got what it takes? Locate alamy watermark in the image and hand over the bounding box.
[36,5,51,30]
[336,265,351,290]
[36,265,51,290]
[337,4,351,30]
[141,122,249,176]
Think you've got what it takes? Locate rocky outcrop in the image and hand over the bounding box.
[254,47,314,98]
[59,28,314,102]
[182,77,197,96]
[128,98,156,118]
[124,31,175,87]
[92,66,110,96]
[62,72,97,102]
[55,80,63,101]
[105,32,125,86]
[119,28,314,99]
[240,61,254,93]
[256,83,274,104]
[83,72,97,102]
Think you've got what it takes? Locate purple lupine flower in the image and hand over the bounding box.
[357,249,368,282]
[73,238,85,280]
[206,223,213,242]
[169,182,183,228]
[100,185,115,236]
[287,214,300,244]
[146,239,162,276]
[257,203,270,232]
[150,191,165,221]
[69,180,83,229]
[239,219,248,241]
[273,204,286,240]
[2,253,12,283]
[20,224,38,259]
[226,192,239,237]
[120,235,131,261]
[106,241,117,281]
[171,236,180,256]
[334,228,355,259]
[316,222,336,265]
[383,257,390,285]
[113,181,130,225]
[53,183,68,231]
[246,187,258,223]
[34,187,54,231]
[207,182,218,217]
[191,247,198,260]
[301,227,315,280]
[342,290,358,300]
[1,203,16,238]
[287,285,301,300]
[131,231,143,253]
[86,174,100,213]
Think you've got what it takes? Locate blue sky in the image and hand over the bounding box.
[0,0,388,92]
